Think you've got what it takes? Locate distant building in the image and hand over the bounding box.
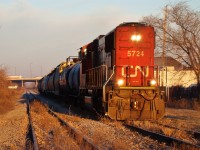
[154,56,185,71]
[155,57,197,87]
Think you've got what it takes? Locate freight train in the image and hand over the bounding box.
[38,22,165,120]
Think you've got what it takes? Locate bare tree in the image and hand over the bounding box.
[0,69,8,87]
[143,2,200,99]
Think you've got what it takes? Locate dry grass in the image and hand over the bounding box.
[0,69,23,115]
[31,100,46,114]
[30,101,79,149]
[132,120,198,145]
[57,113,130,149]
[0,98,15,114]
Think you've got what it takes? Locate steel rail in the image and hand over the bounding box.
[26,91,39,150]
[150,121,200,141]
[124,124,200,149]
[47,109,99,150]
[29,92,99,150]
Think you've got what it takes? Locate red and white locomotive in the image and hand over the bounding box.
[38,22,165,120]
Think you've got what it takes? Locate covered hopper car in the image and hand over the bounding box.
[38,22,165,120]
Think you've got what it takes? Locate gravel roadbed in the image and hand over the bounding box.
[56,113,169,149]
[0,98,28,149]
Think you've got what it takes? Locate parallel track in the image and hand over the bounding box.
[25,91,39,150]
[47,108,99,149]
[27,91,99,150]
[124,124,200,149]
[150,121,200,141]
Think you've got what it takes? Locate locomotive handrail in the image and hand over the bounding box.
[103,65,115,102]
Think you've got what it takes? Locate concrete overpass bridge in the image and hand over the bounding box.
[7,76,42,88]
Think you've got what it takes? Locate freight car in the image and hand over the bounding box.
[38,22,165,120]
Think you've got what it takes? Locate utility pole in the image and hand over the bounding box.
[162,5,167,87]
[162,5,169,101]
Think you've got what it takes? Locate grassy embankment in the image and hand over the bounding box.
[0,69,23,114]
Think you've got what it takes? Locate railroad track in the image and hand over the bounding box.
[26,98,38,150]
[124,123,200,149]
[25,90,99,149]
[25,90,38,150]
[149,121,200,142]
[26,90,200,149]
[47,108,98,149]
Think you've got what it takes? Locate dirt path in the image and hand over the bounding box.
[0,98,28,149]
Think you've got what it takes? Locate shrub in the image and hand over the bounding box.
[0,68,22,114]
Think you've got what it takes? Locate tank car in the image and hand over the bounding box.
[38,22,165,120]
[59,57,80,96]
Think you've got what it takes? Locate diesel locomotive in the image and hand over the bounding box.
[38,22,165,120]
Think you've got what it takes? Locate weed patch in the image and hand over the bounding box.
[0,68,23,115]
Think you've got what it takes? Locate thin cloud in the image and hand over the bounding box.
[0,0,140,77]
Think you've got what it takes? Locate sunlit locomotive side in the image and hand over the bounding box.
[38,22,165,120]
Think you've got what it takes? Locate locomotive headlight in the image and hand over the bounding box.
[131,34,142,42]
[136,35,141,41]
[150,79,157,86]
[84,48,87,55]
[131,35,137,41]
[117,79,124,86]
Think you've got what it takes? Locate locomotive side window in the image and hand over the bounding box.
[105,31,115,53]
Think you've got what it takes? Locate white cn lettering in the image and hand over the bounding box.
[121,66,149,77]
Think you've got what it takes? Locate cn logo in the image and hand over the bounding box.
[121,66,149,77]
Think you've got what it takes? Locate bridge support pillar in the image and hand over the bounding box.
[35,80,38,87]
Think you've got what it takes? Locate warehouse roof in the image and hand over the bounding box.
[154,56,186,70]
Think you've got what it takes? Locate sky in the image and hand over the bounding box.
[0,0,199,77]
